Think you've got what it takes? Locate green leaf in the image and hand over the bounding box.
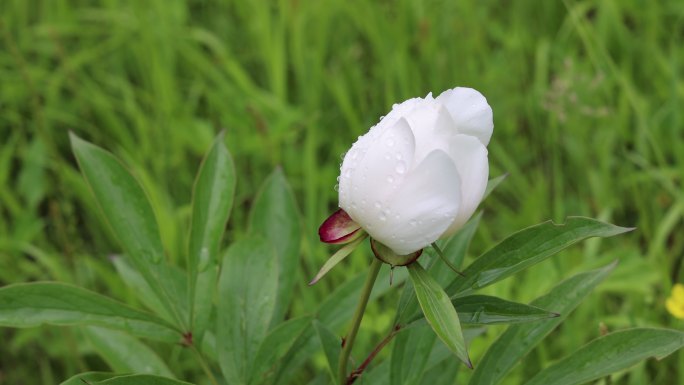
[395,213,481,325]
[94,374,194,384]
[188,133,236,342]
[447,217,632,296]
[388,215,480,385]
[526,328,684,385]
[83,326,174,377]
[309,234,367,285]
[111,256,173,322]
[313,320,342,384]
[408,263,470,368]
[468,262,616,385]
[248,168,301,324]
[483,173,508,199]
[453,295,558,324]
[250,315,313,385]
[407,295,558,325]
[0,282,179,342]
[390,323,437,385]
[217,237,278,384]
[70,133,184,327]
[60,372,116,385]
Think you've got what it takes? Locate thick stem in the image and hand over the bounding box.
[337,258,383,384]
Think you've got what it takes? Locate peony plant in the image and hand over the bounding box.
[0,92,682,385]
[312,87,684,385]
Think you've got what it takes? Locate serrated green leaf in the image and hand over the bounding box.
[250,315,313,385]
[448,217,632,296]
[217,237,278,384]
[248,168,301,325]
[408,263,470,368]
[468,262,617,385]
[95,374,194,384]
[313,320,342,384]
[83,326,174,377]
[70,133,185,327]
[188,133,236,342]
[0,282,179,342]
[526,328,684,385]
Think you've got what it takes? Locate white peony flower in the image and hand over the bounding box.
[332,87,493,256]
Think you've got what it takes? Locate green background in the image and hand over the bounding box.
[1,0,682,383]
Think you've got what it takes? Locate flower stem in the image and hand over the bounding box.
[338,258,382,384]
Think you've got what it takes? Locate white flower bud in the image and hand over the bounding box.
[338,87,493,255]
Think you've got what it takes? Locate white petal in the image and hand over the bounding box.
[340,118,416,231]
[436,87,493,146]
[442,134,488,237]
[408,104,458,165]
[371,97,426,137]
[373,150,461,255]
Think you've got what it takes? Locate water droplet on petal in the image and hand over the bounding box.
[395,161,406,174]
[387,175,395,183]
[379,211,387,221]
[409,220,417,227]
[344,169,352,178]
[386,138,395,147]
[334,184,339,191]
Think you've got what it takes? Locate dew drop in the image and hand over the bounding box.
[387,175,395,183]
[334,184,339,191]
[344,169,352,178]
[409,220,417,227]
[395,161,406,174]
[374,201,382,209]
[379,212,387,221]
[361,199,367,205]
[384,152,392,160]
[386,138,395,147]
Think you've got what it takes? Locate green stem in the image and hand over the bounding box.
[338,258,382,384]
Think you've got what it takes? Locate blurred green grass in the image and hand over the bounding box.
[1,0,683,383]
